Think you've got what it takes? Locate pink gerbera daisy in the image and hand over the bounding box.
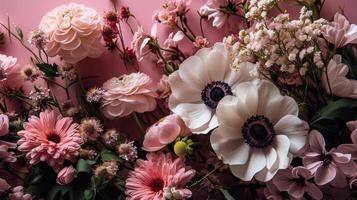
[17,110,83,171]
[126,153,195,200]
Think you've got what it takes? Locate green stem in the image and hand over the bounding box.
[132,112,145,136]
[189,166,220,188]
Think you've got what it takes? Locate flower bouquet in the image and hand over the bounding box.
[0,0,357,199]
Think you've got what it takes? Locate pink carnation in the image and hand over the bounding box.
[56,166,76,185]
[17,110,83,171]
[101,72,157,119]
[0,54,23,92]
[322,13,357,48]
[302,130,353,187]
[143,114,190,152]
[126,153,195,200]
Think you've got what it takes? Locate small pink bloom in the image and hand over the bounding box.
[272,167,323,200]
[164,31,184,48]
[0,178,10,193]
[56,166,76,185]
[17,110,83,172]
[193,36,209,48]
[0,114,16,163]
[0,54,23,92]
[303,130,351,187]
[101,72,157,119]
[131,24,157,61]
[9,186,33,200]
[322,13,357,48]
[199,0,239,28]
[126,153,195,200]
[337,121,357,176]
[153,10,177,26]
[143,114,190,152]
[278,72,303,86]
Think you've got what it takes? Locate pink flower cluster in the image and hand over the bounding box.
[153,0,190,26]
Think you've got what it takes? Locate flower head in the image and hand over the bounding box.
[126,153,195,200]
[0,114,16,163]
[79,118,102,142]
[9,186,33,200]
[164,31,184,48]
[210,80,309,181]
[119,7,132,20]
[303,130,352,186]
[322,13,357,48]
[94,161,118,180]
[102,129,119,147]
[193,36,209,48]
[131,25,157,61]
[28,29,48,50]
[272,167,323,199]
[143,114,190,152]
[117,141,138,161]
[168,43,257,134]
[17,110,83,171]
[322,55,357,99]
[86,87,105,103]
[0,54,23,92]
[199,0,239,28]
[39,3,105,64]
[101,72,157,119]
[56,166,76,185]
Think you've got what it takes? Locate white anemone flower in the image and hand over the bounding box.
[322,55,357,99]
[168,43,257,134]
[210,80,309,182]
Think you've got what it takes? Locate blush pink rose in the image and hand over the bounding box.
[322,13,357,48]
[56,166,76,185]
[101,72,158,119]
[143,114,191,152]
[39,3,105,64]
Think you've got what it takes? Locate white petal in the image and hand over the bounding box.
[168,72,201,102]
[211,138,250,165]
[254,168,278,182]
[226,62,257,86]
[216,95,248,127]
[172,103,212,133]
[230,149,266,181]
[178,56,208,89]
[205,47,228,81]
[211,124,243,144]
[232,81,259,115]
[262,96,299,124]
[265,147,277,170]
[272,135,292,170]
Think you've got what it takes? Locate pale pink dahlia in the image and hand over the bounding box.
[17,110,83,171]
[126,153,195,200]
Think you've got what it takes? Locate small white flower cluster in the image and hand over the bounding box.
[29,86,50,102]
[245,0,278,21]
[233,7,325,76]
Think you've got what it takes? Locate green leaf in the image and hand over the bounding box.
[76,159,91,174]
[47,184,71,200]
[311,99,357,123]
[101,149,121,161]
[36,63,58,78]
[219,189,236,200]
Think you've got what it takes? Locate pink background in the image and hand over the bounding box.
[0,0,356,138]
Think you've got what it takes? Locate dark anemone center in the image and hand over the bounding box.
[47,133,61,144]
[201,81,232,109]
[149,178,164,192]
[242,115,275,148]
[321,154,333,166]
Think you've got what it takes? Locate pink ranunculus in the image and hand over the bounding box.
[39,3,105,64]
[126,153,195,200]
[131,24,157,61]
[303,130,352,187]
[0,178,10,193]
[17,110,83,172]
[322,13,357,48]
[0,54,23,92]
[56,166,76,185]
[272,166,323,200]
[143,114,190,152]
[101,72,158,119]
